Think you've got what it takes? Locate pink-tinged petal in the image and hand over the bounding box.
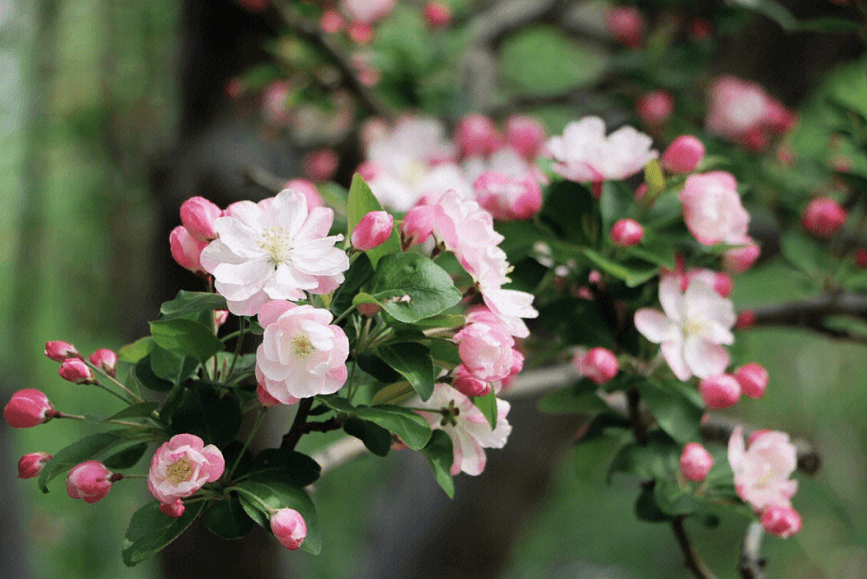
[454,429,487,476]
[258,300,297,327]
[728,426,745,470]
[201,445,226,481]
[295,206,335,241]
[634,309,678,343]
[224,291,269,317]
[683,336,729,379]
[212,258,272,287]
[661,339,692,381]
[169,434,205,452]
[268,190,309,236]
[658,276,684,322]
[310,274,341,295]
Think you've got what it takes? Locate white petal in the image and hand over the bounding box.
[634,309,679,344]
[661,339,692,380]
[683,336,729,379]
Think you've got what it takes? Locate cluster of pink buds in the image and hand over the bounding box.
[699,362,769,409]
[171,196,222,275]
[44,340,118,384]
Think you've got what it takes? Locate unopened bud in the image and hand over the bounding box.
[351,211,394,251]
[761,505,802,538]
[734,363,768,399]
[699,374,741,409]
[4,389,57,428]
[45,340,80,362]
[170,226,208,274]
[662,136,705,174]
[574,347,619,384]
[723,242,761,274]
[180,196,221,242]
[66,460,114,504]
[400,205,434,248]
[679,442,714,482]
[270,508,307,550]
[605,6,645,47]
[503,115,546,159]
[89,349,118,377]
[636,90,674,126]
[455,114,500,158]
[735,310,756,330]
[610,219,644,247]
[18,452,52,479]
[59,358,96,384]
[423,2,451,28]
[159,499,186,518]
[801,197,847,238]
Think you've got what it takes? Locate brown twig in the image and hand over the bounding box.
[738,522,767,579]
[672,515,719,579]
[281,397,314,450]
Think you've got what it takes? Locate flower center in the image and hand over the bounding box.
[292,335,315,358]
[400,159,427,187]
[681,318,706,337]
[259,227,293,265]
[166,457,193,484]
[439,399,461,428]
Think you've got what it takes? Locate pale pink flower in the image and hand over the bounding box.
[67,461,115,504]
[680,442,714,482]
[503,115,546,159]
[200,189,349,316]
[170,226,208,275]
[546,117,657,183]
[411,383,511,476]
[706,76,769,141]
[341,0,395,23]
[180,196,222,242]
[271,508,307,550]
[147,434,225,505]
[679,171,750,246]
[453,322,517,384]
[634,277,736,380]
[283,179,324,209]
[255,300,349,402]
[728,426,798,512]
[18,452,52,479]
[474,171,542,221]
[303,148,339,182]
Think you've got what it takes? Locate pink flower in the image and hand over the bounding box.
[159,500,186,518]
[546,117,657,183]
[400,205,434,248]
[45,340,79,362]
[4,389,57,428]
[170,226,208,275]
[636,90,674,126]
[855,248,867,268]
[320,10,346,34]
[735,310,756,330]
[723,241,761,273]
[271,508,307,550]
[452,365,492,397]
[706,76,769,142]
[573,347,619,384]
[262,81,291,126]
[59,358,96,384]
[761,505,802,538]
[801,197,847,238]
[503,115,546,159]
[147,434,225,505]
[734,363,769,399]
[634,277,735,380]
[303,148,339,182]
[341,0,395,23]
[455,114,500,159]
[236,0,267,11]
[474,171,542,221]
[680,443,714,482]
[180,196,222,242]
[605,6,645,47]
[255,301,349,402]
[679,171,750,246]
[283,179,324,209]
[610,219,643,247]
[411,384,511,476]
[348,21,374,44]
[18,452,52,479]
[67,461,114,504]
[89,348,118,377]
[699,374,741,409]
[662,136,705,174]
[454,322,517,384]
[423,1,451,27]
[200,189,349,316]
[351,211,394,251]
[728,427,798,513]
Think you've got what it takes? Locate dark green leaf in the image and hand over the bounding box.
[347,174,400,266]
[203,496,254,540]
[354,405,431,450]
[160,291,228,321]
[607,431,680,482]
[343,416,392,456]
[103,443,150,470]
[361,253,462,323]
[234,475,321,554]
[423,430,455,498]
[426,339,461,366]
[600,181,636,231]
[637,380,703,443]
[105,402,159,422]
[653,479,702,516]
[331,253,375,316]
[355,354,402,383]
[122,500,206,566]
[163,385,243,448]
[134,355,174,392]
[149,347,198,385]
[38,431,126,492]
[472,390,498,429]
[539,180,599,246]
[780,231,826,278]
[537,298,615,348]
[250,449,321,487]
[582,248,659,287]
[150,319,224,363]
[377,343,435,401]
[635,484,673,523]
[538,379,608,415]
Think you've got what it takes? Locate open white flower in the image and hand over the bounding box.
[634,275,735,380]
[200,189,349,316]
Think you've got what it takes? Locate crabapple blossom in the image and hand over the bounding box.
[452,365,492,398]
[200,189,349,315]
[147,434,225,505]
[636,90,674,126]
[342,0,395,24]
[400,205,434,248]
[67,461,115,504]
[761,505,802,538]
[605,6,645,47]
[180,196,221,242]
[706,76,769,142]
[573,347,619,384]
[546,117,657,183]
[89,348,118,377]
[503,115,546,159]
[734,363,769,399]
[735,310,757,330]
[348,21,374,44]
[159,500,186,518]
[170,226,208,275]
[679,171,750,245]
[255,301,349,402]
[610,219,643,247]
[801,197,847,238]
[699,374,741,409]
[320,10,346,34]
[4,389,57,428]
[723,241,761,273]
[455,114,500,158]
[411,383,511,476]
[474,170,542,221]
[45,340,79,362]
[18,452,52,479]
[351,211,394,251]
[634,277,736,380]
[59,358,95,384]
[271,508,307,550]
[304,149,340,182]
[680,443,714,482]
[423,2,451,28]
[214,309,229,327]
[855,248,867,268]
[453,322,518,384]
[283,179,324,209]
[662,136,705,174]
[728,426,798,512]
[262,81,290,126]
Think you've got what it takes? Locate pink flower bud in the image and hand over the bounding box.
[66,461,114,504]
[159,500,186,518]
[734,363,768,399]
[856,248,867,268]
[423,1,451,27]
[257,383,283,407]
[636,91,674,126]
[453,365,492,398]
[699,374,741,409]
[45,340,80,362]
[662,136,705,174]
[723,242,761,274]
[351,211,394,251]
[605,6,645,47]
[89,348,118,377]
[169,226,208,274]
[635,183,648,200]
[401,205,434,248]
[283,179,324,209]
[747,429,772,447]
[735,309,756,329]
[4,389,56,428]
[801,197,847,238]
[271,508,307,550]
[688,18,712,39]
[713,272,734,298]
[574,347,619,384]
[348,21,374,44]
[59,358,96,384]
[320,9,346,34]
[455,114,500,158]
[740,127,770,152]
[180,196,222,242]
[503,115,546,159]
[214,309,229,327]
[610,219,644,247]
[303,148,339,182]
[18,452,52,479]
[680,442,714,482]
[761,505,802,538]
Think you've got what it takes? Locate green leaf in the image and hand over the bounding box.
[730,0,863,33]
[539,180,599,246]
[361,253,462,323]
[377,343,435,401]
[538,379,608,415]
[426,339,461,366]
[104,402,159,422]
[234,475,321,554]
[423,429,455,498]
[133,356,174,392]
[331,253,375,316]
[408,314,466,329]
[624,233,677,270]
[347,173,400,267]
[607,431,680,482]
[147,348,198,387]
[163,385,243,447]
[122,500,206,566]
[38,431,126,492]
[780,231,826,278]
[150,319,224,363]
[354,405,432,450]
[653,479,702,516]
[250,449,321,487]
[472,391,499,429]
[600,181,636,232]
[644,160,666,202]
[537,298,615,348]
[343,416,392,456]
[118,337,154,364]
[637,380,703,443]
[103,443,150,470]
[203,496,254,540]
[160,291,227,321]
[635,484,672,523]
[581,248,659,287]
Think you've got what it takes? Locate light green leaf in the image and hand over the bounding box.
[159,291,227,321]
[150,319,224,363]
[423,430,455,498]
[234,476,321,554]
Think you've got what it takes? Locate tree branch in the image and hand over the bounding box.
[748,292,867,344]
[672,515,719,579]
[738,522,767,579]
[281,397,314,450]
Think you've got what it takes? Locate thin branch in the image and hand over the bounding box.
[281,397,314,450]
[672,515,719,579]
[748,292,867,344]
[738,522,767,579]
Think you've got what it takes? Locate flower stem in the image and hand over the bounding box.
[227,407,266,482]
[672,515,718,579]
